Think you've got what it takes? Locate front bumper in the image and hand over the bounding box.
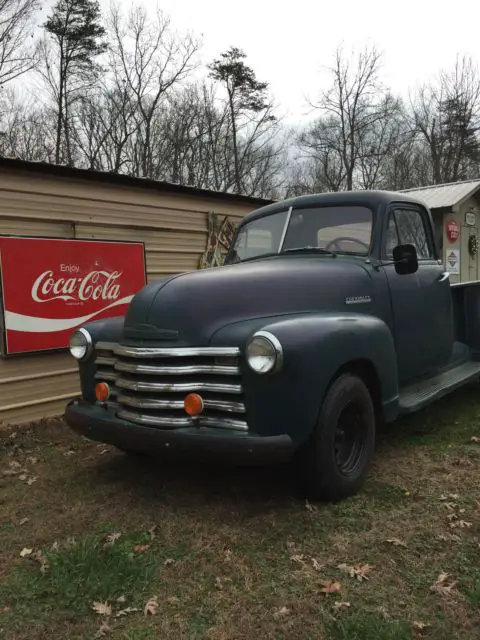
[64,400,294,465]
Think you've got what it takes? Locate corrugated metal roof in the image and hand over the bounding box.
[400,179,480,210]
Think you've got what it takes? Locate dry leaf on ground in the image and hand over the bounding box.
[338,563,374,581]
[148,525,157,540]
[290,554,306,566]
[92,601,112,616]
[470,436,480,443]
[386,538,407,547]
[26,476,38,485]
[104,533,121,546]
[33,550,49,573]
[116,595,126,603]
[320,579,341,595]
[311,558,323,570]
[333,601,351,612]
[273,606,290,619]
[20,548,32,557]
[430,572,457,597]
[413,621,429,630]
[305,499,317,512]
[164,558,175,566]
[18,517,29,526]
[133,544,149,553]
[94,620,111,637]
[144,596,158,616]
[116,607,138,617]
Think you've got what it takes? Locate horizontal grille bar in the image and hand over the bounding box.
[117,408,248,431]
[116,377,243,395]
[117,393,245,413]
[113,345,240,359]
[114,361,240,376]
[96,355,116,366]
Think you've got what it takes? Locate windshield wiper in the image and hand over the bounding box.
[281,246,338,257]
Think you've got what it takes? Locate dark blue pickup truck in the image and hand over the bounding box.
[64,190,480,501]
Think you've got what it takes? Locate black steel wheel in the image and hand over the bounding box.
[301,373,376,502]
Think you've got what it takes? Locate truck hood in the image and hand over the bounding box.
[123,256,374,345]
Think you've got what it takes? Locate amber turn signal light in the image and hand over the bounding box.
[184,393,204,417]
[95,382,110,402]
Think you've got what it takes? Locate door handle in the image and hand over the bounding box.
[438,272,450,282]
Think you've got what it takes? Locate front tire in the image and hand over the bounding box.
[302,373,376,502]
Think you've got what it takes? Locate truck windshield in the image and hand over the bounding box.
[226,204,373,264]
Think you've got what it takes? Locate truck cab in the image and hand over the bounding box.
[64,190,480,501]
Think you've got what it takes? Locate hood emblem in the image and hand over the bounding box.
[345,295,372,305]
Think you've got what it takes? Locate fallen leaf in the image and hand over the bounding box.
[63,449,75,457]
[148,525,157,540]
[430,572,457,597]
[224,549,233,562]
[320,579,341,595]
[133,544,149,553]
[333,601,351,612]
[449,519,472,529]
[18,474,27,481]
[116,607,138,617]
[273,605,290,618]
[94,620,111,637]
[116,595,126,603]
[311,558,323,570]
[1,606,12,614]
[167,596,180,604]
[144,596,158,616]
[92,601,112,616]
[413,621,429,631]
[164,558,175,566]
[65,536,77,548]
[290,554,306,566]
[20,548,32,557]
[471,436,480,443]
[305,499,317,512]
[386,538,407,547]
[215,577,223,590]
[27,457,38,465]
[33,550,49,573]
[26,476,38,486]
[51,541,60,552]
[338,563,374,581]
[10,460,21,469]
[18,517,29,526]
[104,533,121,546]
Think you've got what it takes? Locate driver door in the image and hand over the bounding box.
[383,204,453,384]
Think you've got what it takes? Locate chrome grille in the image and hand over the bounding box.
[93,342,247,431]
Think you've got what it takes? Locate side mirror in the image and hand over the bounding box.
[392,243,418,275]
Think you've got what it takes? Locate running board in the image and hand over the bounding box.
[398,361,480,414]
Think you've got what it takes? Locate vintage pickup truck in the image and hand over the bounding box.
[64,190,480,501]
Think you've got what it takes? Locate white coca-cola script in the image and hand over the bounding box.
[31,270,123,303]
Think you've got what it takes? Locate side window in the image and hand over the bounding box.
[391,207,434,260]
[385,214,400,258]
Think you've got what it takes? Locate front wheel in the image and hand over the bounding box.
[301,373,376,502]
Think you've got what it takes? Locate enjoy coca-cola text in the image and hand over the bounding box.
[31,270,122,303]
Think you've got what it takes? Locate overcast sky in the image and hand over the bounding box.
[101,0,478,122]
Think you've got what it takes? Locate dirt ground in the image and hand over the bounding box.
[1,385,480,640]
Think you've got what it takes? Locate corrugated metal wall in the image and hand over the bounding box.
[0,169,259,428]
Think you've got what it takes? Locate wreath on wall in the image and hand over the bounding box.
[468,234,478,258]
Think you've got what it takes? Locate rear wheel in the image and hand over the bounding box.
[302,373,376,502]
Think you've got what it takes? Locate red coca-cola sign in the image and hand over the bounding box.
[0,236,146,355]
[446,219,460,243]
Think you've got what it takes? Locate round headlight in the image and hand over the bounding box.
[69,328,92,360]
[246,331,283,374]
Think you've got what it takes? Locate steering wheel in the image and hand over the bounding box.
[325,237,370,252]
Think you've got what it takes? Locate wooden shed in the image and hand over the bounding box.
[0,158,271,428]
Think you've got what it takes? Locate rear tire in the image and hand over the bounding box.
[301,373,376,502]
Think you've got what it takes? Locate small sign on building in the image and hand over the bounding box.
[446,248,460,274]
[465,211,476,227]
[446,219,460,243]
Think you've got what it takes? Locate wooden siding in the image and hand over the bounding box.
[0,169,260,428]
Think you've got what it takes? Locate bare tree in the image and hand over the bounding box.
[108,1,199,179]
[410,56,480,183]
[0,0,39,87]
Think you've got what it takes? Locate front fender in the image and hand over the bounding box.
[212,313,399,446]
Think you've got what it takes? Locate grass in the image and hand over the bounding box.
[1,385,480,639]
